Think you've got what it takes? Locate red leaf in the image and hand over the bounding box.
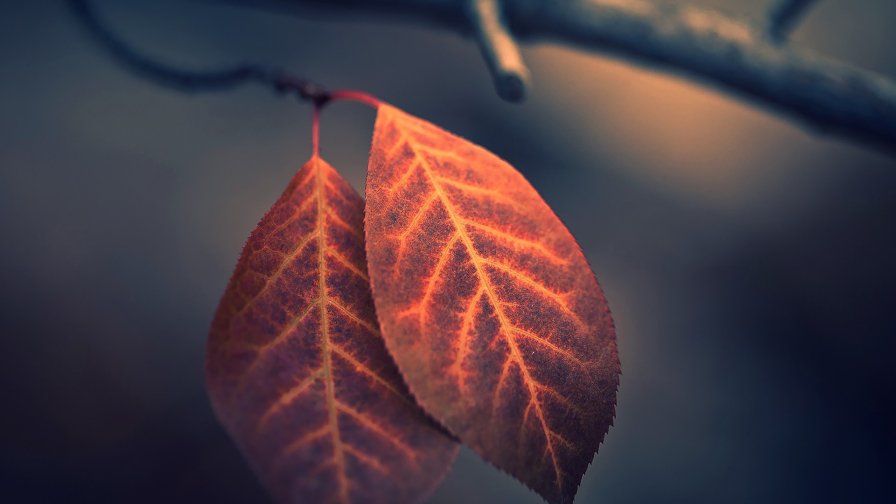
[206,156,457,504]
[364,105,619,504]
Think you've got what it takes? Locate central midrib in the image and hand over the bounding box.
[315,158,349,502]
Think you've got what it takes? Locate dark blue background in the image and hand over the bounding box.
[2,1,895,502]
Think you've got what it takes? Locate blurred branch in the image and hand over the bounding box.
[767,0,820,44]
[467,0,531,102]
[69,0,331,103]
[213,0,896,156]
[73,0,896,155]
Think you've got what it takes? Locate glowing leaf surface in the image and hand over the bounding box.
[206,156,457,504]
[365,105,619,504]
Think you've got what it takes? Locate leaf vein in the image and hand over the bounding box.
[480,258,585,330]
[462,218,568,265]
[231,229,318,322]
[326,208,363,241]
[335,401,416,459]
[329,298,380,336]
[331,345,410,406]
[327,246,370,282]
[256,367,325,432]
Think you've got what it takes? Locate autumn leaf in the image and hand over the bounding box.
[206,156,458,504]
[364,104,619,504]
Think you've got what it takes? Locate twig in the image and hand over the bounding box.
[215,0,896,156]
[68,0,331,103]
[466,0,531,102]
[767,0,820,44]
[71,0,896,156]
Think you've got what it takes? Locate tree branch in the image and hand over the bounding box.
[213,0,896,156]
[74,0,896,156]
[466,0,531,102]
[767,0,820,44]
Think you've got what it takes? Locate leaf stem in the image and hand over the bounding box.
[328,90,383,109]
[311,104,322,157]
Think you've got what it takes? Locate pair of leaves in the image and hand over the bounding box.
[206,104,619,504]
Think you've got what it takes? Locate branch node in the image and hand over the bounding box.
[767,0,820,44]
[270,71,331,104]
[467,0,531,102]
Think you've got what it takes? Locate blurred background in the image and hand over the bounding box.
[2,1,895,502]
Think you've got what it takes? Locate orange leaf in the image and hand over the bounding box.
[365,105,619,504]
[206,156,457,504]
